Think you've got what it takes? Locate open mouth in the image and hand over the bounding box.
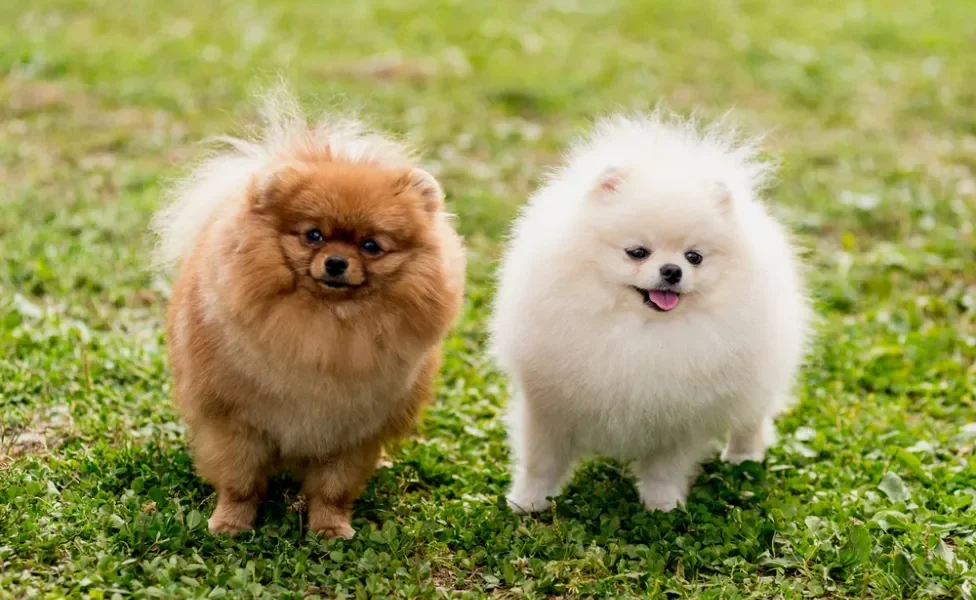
[632,286,680,312]
[322,280,349,289]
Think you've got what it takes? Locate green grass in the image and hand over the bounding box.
[2,0,976,597]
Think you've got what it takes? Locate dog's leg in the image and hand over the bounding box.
[191,423,272,535]
[302,440,382,539]
[506,401,575,514]
[507,443,573,515]
[635,446,704,512]
[722,416,775,464]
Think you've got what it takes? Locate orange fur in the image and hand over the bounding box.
[163,129,465,537]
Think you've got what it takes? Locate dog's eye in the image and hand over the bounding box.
[304,229,324,244]
[684,250,703,265]
[360,239,382,255]
[625,246,650,260]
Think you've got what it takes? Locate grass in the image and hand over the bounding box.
[1,0,975,597]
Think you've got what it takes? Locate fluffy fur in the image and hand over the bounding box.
[490,112,810,513]
[154,88,466,537]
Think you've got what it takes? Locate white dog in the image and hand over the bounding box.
[490,112,810,513]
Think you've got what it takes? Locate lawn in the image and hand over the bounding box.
[2,0,976,597]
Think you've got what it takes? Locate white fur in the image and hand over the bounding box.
[490,112,811,514]
[151,85,417,271]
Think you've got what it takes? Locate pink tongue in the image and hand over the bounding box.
[648,290,679,311]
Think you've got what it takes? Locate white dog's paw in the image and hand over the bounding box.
[506,492,552,515]
[721,448,766,465]
[723,419,775,464]
[638,481,687,513]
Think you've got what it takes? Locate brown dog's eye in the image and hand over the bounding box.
[304,229,324,245]
[360,239,382,255]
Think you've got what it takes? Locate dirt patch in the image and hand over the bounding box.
[0,404,75,465]
[431,566,465,591]
[1,77,77,114]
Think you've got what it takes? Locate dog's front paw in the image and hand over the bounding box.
[207,498,257,535]
[207,514,254,535]
[720,448,765,465]
[308,504,355,539]
[506,492,552,515]
[638,481,687,513]
[313,523,355,539]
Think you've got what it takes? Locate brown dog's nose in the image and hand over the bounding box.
[325,256,348,277]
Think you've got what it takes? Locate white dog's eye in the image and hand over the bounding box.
[625,246,650,260]
[684,250,703,265]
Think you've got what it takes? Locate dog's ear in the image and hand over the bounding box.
[589,167,625,202]
[249,163,306,213]
[714,181,734,216]
[397,168,444,214]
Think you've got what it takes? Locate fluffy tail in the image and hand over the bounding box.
[150,85,416,271]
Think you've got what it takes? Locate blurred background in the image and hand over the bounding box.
[1,1,975,598]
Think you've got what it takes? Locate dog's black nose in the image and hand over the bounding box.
[660,263,682,284]
[325,256,348,277]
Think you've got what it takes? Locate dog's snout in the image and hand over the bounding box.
[660,263,682,285]
[325,256,348,277]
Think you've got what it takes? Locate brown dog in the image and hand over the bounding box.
[153,89,465,537]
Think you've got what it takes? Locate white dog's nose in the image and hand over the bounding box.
[659,263,682,284]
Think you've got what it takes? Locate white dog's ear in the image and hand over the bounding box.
[398,168,444,214]
[589,167,625,202]
[714,181,734,215]
[249,163,306,212]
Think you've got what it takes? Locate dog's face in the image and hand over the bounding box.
[246,160,444,305]
[581,168,743,314]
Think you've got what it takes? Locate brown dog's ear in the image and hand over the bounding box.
[249,163,306,212]
[397,168,444,214]
[589,167,625,202]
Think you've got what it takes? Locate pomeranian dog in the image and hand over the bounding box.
[491,112,810,513]
[152,88,466,537]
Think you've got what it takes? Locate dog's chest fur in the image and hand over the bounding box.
[220,317,421,459]
[514,307,769,458]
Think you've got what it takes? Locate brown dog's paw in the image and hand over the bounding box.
[207,514,254,536]
[313,523,355,539]
[308,504,355,539]
[207,499,258,535]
